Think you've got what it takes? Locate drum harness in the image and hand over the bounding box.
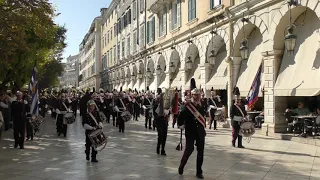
[88,111,107,151]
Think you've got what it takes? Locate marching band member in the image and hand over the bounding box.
[104,91,112,123]
[25,95,33,141]
[55,92,70,137]
[207,87,222,130]
[154,88,169,156]
[200,89,208,124]
[171,88,180,128]
[114,87,127,132]
[178,78,206,179]
[231,87,246,148]
[143,87,153,129]
[79,88,91,117]
[82,100,103,162]
[132,89,141,121]
[71,90,78,117]
[11,91,29,149]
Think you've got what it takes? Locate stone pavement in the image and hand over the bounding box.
[1,114,320,180]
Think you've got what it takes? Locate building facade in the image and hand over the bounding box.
[71,0,320,136]
[63,54,79,87]
[78,17,102,90]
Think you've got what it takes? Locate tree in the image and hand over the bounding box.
[0,0,67,90]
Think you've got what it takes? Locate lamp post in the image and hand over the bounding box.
[186,56,192,70]
[239,39,249,60]
[137,70,143,79]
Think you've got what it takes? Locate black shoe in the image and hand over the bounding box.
[156,148,160,155]
[196,174,204,179]
[91,159,98,163]
[161,151,166,156]
[14,144,18,148]
[145,125,147,129]
[149,127,152,130]
[178,167,183,175]
[58,132,61,136]
[119,130,121,132]
[172,125,175,128]
[64,134,66,137]
[214,128,218,130]
[20,146,24,149]
[26,138,30,141]
[238,145,245,148]
[86,155,90,161]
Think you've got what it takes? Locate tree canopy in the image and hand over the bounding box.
[0,0,67,91]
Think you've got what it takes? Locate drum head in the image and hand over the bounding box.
[241,122,254,129]
[89,129,102,137]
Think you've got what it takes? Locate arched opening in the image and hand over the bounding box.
[184,44,200,85]
[157,55,166,88]
[138,61,145,91]
[146,59,155,92]
[169,50,181,88]
[234,24,264,101]
[206,34,228,106]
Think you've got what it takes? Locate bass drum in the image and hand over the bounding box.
[316,116,320,125]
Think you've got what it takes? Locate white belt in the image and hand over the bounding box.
[58,111,67,114]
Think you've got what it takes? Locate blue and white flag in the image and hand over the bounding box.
[29,63,39,116]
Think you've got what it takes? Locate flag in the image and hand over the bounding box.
[28,62,39,116]
[247,63,262,109]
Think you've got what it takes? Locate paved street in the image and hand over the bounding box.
[1,114,320,180]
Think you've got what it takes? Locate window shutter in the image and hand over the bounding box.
[133,1,136,19]
[152,16,155,42]
[177,0,181,27]
[146,21,149,44]
[188,0,191,21]
[164,7,167,35]
[128,9,131,24]
[140,0,144,12]
[158,14,161,37]
[169,3,172,31]
[193,0,196,19]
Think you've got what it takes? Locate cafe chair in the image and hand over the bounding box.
[284,111,302,135]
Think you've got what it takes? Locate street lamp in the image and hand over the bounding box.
[169,62,175,73]
[146,68,152,78]
[131,72,135,81]
[156,65,162,75]
[137,70,143,79]
[239,39,249,60]
[186,56,193,70]
[208,50,216,65]
[284,25,297,52]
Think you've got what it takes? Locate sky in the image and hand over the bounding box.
[50,0,111,61]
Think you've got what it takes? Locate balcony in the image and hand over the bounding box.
[147,0,169,14]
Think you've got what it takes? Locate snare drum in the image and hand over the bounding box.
[316,116,320,125]
[240,121,255,137]
[64,112,75,124]
[30,115,43,130]
[88,129,108,151]
[121,111,132,122]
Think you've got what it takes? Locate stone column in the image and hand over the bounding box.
[179,69,186,101]
[199,63,211,96]
[261,50,285,135]
[231,57,242,87]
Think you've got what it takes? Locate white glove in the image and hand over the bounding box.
[99,122,103,128]
[178,125,185,130]
[210,105,217,109]
[56,109,61,114]
[24,100,28,104]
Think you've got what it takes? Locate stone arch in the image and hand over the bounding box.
[125,66,131,79]
[157,55,166,73]
[184,43,200,83]
[270,2,320,50]
[131,63,137,76]
[147,58,155,73]
[137,60,144,74]
[233,14,268,50]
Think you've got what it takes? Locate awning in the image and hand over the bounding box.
[171,71,183,89]
[274,13,320,96]
[206,52,229,90]
[236,37,264,97]
[132,80,139,91]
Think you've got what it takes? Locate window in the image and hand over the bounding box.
[117,43,120,60]
[110,29,112,40]
[133,1,137,20]
[114,46,116,63]
[127,37,130,56]
[146,17,155,44]
[188,0,196,21]
[159,8,167,37]
[140,0,144,13]
[128,9,131,25]
[124,14,127,28]
[104,35,107,46]
[102,37,105,48]
[114,24,117,36]
[169,0,181,31]
[133,31,137,53]
[92,62,95,75]
[106,51,109,69]
[210,0,221,9]
[107,31,109,43]
[122,40,125,58]
[110,49,112,65]
[140,24,145,47]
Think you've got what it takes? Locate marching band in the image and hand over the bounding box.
[1,77,259,179]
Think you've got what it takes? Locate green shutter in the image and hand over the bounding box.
[164,7,167,34]
[152,17,155,42]
[177,0,181,27]
[169,3,172,31]
[146,21,149,43]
